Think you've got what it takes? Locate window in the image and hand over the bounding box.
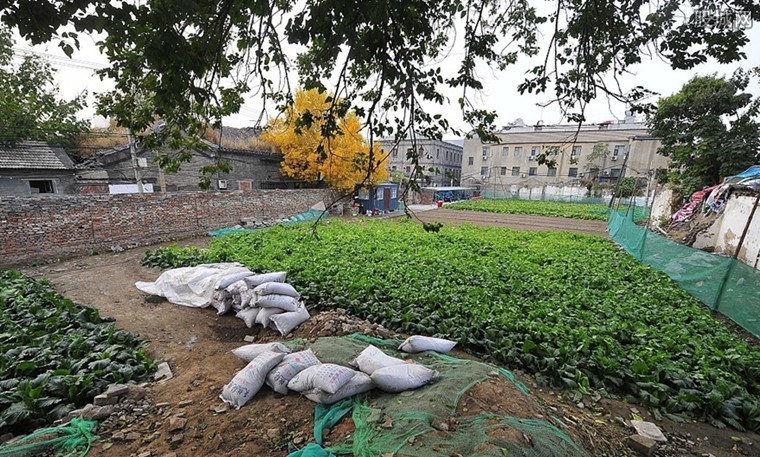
[437,149,440,159]
[571,146,582,157]
[511,166,520,176]
[530,146,540,157]
[547,167,557,177]
[610,168,622,178]
[391,165,397,171]
[376,187,384,199]
[405,166,411,173]
[613,145,625,158]
[568,167,578,177]
[468,157,474,166]
[529,167,537,176]
[28,180,55,194]
[358,188,369,199]
[482,146,490,157]
[391,148,398,158]
[480,166,489,177]
[407,147,414,158]
[500,167,507,175]
[514,147,522,157]
[501,147,509,157]
[391,186,398,198]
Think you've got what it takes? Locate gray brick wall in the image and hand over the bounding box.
[0,189,332,266]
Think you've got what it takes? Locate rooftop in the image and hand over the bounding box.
[0,141,74,170]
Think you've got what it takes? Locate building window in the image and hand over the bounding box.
[391,148,398,158]
[500,167,507,175]
[391,165,397,171]
[514,147,522,157]
[610,168,622,178]
[613,145,625,158]
[391,186,398,198]
[376,187,384,199]
[571,146,582,157]
[480,166,489,177]
[530,146,540,157]
[407,147,415,159]
[29,180,55,193]
[482,146,490,157]
[511,167,520,176]
[547,167,557,177]
[468,157,474,166]
[568,167,578,177]
[501,147,509,157]
[437,149,440,159]
[358,188,369,199]
[405,166,411,173]
[529,167,537,176]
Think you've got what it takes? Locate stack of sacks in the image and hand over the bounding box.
[207,271,310,336]
[220,335,456,408]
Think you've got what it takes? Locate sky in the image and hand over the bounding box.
[10,6,760,137]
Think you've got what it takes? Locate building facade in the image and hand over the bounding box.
[460,119,667,193]
[0,142,78,196]
[378,138,463,186]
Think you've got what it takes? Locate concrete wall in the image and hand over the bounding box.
[649,187,674,223]
[0,189,332,267]
[694,194,760,269]
[0,170,78,196]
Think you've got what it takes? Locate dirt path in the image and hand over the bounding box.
[411,208,609,237]
[16,230,759,457]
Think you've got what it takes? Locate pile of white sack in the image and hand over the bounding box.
[220,335,457,409]
[136,264,310,336]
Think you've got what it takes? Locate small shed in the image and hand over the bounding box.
[355,182,400,214]
[420,186,478,204]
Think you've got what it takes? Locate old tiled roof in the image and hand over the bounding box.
[0,141,74,170]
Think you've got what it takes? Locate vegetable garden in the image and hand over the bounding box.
[143,220,760,432]
[447,199,612,221]
[0,270,155,436]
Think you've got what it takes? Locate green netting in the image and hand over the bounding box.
[288,335,587,457]
[608,210,760,338]
[0,419,98,457]
[209,209,327,236]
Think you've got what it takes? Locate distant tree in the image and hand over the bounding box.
[0,27,88,151]
[648,70,760,194]
[584,142,610,173]
[261,88,389,193]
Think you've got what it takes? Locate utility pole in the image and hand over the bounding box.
[128,129,144,193]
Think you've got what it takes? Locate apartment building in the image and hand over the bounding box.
[378,138,463,186]
[460,117,668,190]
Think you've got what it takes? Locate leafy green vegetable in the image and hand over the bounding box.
[448,199,612,221]
[0,270,155,436]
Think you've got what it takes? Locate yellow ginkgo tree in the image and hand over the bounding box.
[261,88,389,193]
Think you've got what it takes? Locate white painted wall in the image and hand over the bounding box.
[694,194,760,269]
[650,187,674,223]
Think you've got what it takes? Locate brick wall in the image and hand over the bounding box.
[0,189,332,267]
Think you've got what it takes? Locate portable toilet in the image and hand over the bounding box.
[354,182,400,215]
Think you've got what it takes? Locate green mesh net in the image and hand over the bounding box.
[0,419,98,457]
[287,335,587,457]
[608,210,760,338]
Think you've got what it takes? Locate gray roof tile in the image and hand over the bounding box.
[0,141,73,170]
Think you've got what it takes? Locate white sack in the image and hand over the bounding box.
[135,263,251,308]
[255,307,285,327]
[350,345,406,375]
[269,303,310,336]
[215,271,256,290]
[253,282,300,298]
[287,364,357,394]
[370,364,438,393]
[255,294,299,312]
[243,272,288,288]
[232,342,291,362]
[304,372,374,404]
[239,289,255,308]
[235,307,260,328]
[210,290,233,315]
[398,335,457,354]
[220,351,285,409]
[266,349,320,395]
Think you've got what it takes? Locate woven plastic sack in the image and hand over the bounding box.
[266,349,321,394]
[235,307,260,328]
[220,350,285,409]
[370,363,438,392]
[215,271,255,290]
[254,282,301,298]
[243,271,287,288]
[232,342,291,362]
[255,306,285,327]
[350,344,406,375]
[305,372,373,404]
[210,289,232,315]
[288,364,357,394]
[398,335,457,353]
[270,303,310,336]
[255,294,299,312]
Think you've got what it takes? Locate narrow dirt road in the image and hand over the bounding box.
[410,208,609,237]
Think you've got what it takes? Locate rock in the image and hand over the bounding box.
[90,405,116,420]
[210,434,224,450]
[213,403,230,414]
[170,433,184,444]
[576,402,585,409]
[125,432,141,441]
[154,362,173,382]
[137,451,152,457]
[630,420,667,442]
[178,400,193,407]
[94,394,117,406]
[0,433,13,444]
[160,453,178,457]
[105,384,130,398]
[243,335,256,343]
[155,402,171,408]
[627,435,657,456]
[168,416,187,432]
[267,428,281,439]
[432,420,449,432]
[380,417,394,429]
[112,431,126,441]
[293,436,304,445]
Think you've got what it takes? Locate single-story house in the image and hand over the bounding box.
[0,142,77,196]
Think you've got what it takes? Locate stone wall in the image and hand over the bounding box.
[0,189,332,266]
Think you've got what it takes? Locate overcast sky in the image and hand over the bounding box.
[11,8,760,136]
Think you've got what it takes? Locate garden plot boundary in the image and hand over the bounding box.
[0,189,331,267]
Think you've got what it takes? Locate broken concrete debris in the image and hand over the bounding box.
[627,434,658,457]
[630,420,667,443]
[154,362,173,382]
